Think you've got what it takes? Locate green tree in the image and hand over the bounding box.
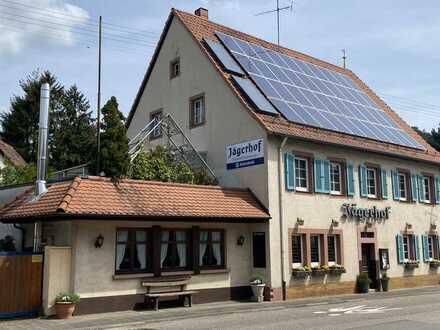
[0,162,37,186]
[96,97,129,178]
[413,126,440,151]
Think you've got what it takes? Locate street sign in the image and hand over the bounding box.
[226,138,264,170]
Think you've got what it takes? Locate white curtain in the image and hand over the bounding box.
[176,231,187,267]
[212,243,221,265]
[160,231,169,267]
[116,231,128,270]
[136,244,146,269]
[199,231,208,265]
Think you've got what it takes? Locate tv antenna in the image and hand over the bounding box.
[255,0,294,47]
[342,49,347,69]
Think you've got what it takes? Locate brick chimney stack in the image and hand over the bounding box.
[195,8,208,19]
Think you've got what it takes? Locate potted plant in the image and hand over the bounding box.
[380,272,390,292]
[55,293,80,319]
[404,259,419,270]
[328,264,346,275]
[430,259,440,268]
[356,272,372,294]
[292,265,311,278]
[311,265,327,276]
[249,276,265,302]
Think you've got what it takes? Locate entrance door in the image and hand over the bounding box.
[361,243,377,289]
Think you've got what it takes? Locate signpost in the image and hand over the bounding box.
[226,138,264,170]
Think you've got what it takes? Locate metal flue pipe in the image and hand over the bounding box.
[35,83,50,196]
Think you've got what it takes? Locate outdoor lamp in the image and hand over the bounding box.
[431,223,437,231]
[331,219,339,227]
[95,234,104,248]
[405,223,413,231]
[296,218,305,226]
[237,235,245,246]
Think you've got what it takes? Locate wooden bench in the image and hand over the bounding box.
[142,276,197,311]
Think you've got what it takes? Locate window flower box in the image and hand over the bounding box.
[328,264,346,275]
[429,259,440,268]
[292,266,311,278]
[404,260,419,270]
[311,265,327,276]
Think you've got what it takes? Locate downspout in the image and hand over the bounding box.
[278,136,288,300]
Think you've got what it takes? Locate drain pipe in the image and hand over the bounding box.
[278,136,288,300]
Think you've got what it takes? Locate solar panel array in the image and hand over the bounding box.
[204,38,244,75]
[215,31,424,150]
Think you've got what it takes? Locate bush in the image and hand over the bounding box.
[55,293,80,304]
[0,235,16,252]
[250,276,264,285]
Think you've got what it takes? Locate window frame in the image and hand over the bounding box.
[170,57,180,79]
[422,175,433,204]
[160,228,191,272]
[189,94,206,128]
[366,167,377,198]
[199,229,225,270]
[330,162,342,195]
[327,235,338,266]
[291,234,304,267]
[295,157,309,192]
[149,109,163,140]
[115,228,152,275]
[398,172,408,201]
[310,234,321,267]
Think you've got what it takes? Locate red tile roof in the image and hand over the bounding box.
[128,8,440,165]
[0,139,26,167]
[0,176,270,222]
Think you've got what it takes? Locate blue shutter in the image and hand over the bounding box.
[391,170,400,200]
[314,159,323,193]
[414,235,420,262]
[435,176,440,204]
[359,164,367,197]
[322,160,330,193]
[410,173,418,202]
[381,169,388,199]
[396,234,404,264]
[346,163,355,196]
[422,235,429,262]
[284,153,295,191]
[418,175,424,202]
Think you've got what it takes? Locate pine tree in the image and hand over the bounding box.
[97,97,129,178]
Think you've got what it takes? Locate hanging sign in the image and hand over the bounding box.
[341,203,391,222]
[226,138,264,170]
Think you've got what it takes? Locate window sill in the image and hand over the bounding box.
[113,273,154,280]
[161,270,194,276]
[199,268,230,275]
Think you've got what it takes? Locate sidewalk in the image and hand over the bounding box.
[1,286,439,330]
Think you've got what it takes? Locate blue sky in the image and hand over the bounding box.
[0,0,439,130]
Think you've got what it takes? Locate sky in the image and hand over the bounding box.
[0,0,439,131]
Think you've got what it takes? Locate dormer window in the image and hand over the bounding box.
[170,58,180,79]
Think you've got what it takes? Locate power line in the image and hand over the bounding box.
[378,93,439,110]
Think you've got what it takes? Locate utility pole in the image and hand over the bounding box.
[96,15,102,175]
[342,49,347,69]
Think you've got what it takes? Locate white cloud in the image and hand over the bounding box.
[0,0,89,55]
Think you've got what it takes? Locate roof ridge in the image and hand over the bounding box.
[0,186,34,215]
[57,176,82,213]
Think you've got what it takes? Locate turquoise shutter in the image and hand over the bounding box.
[435,176,440,204]
[322,160,330,193]
[381,169,388,199]
[410,173,418,202]
[422,235,429,262]
[314,159,323,193]
[438,235,440,259]
[414,235,420,262]
[346,163,355,196]
[396,234,404,264]
[418,175,424,202]
[284,153,295,191]
[359,164,367,197]
[391,170,400,200]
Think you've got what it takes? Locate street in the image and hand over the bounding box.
[2,286,440,330]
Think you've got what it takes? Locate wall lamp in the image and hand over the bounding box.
[331,219,339,227]
[431,223,437,231]
[405,223,413,231]
[296,218,305,226]
[94,234,104,248]
[237,235,245,246]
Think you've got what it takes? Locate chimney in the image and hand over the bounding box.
[194,7,208,19]
[35,83,50,196]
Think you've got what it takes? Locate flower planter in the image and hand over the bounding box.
[311,269,327,276]
[381,278,390,292]
[429,262,440,269]
[404,263,419,270]
[328,268,346,276]
[250,284,266,302]
[292,270,311,279]
[55,302,76,319]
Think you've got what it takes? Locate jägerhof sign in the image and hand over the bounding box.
[226,138,264,170]
[341,203,391,222]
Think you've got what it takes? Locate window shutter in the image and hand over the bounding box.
[381,169,388,199]
[346,163,355,196]
[422,235,429,262]
[359,164,367,197]
[284,153,295,191]
[414,235,420,262]
[391,170,400,200]
[322,160,330,193]
[435,176,440,204]
[396,234,404,264]
[410,173,418,202]
[418,175,424,203]
[314,159,323,193]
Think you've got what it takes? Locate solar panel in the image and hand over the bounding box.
[231,76,278,115]
[215,31,424,150]
[204,38,244,75]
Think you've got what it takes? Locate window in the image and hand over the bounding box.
[422,175,432,203]
[310,235,321,266]
[252,232,266,268]
[160,230,189,270]
[330,162,342,195]
[291,235,304,266]
[327,235,337,265]
[366,167,377,198]
[402,235,410,260]
[200,230,224,268]
[115,229,150,273]
[428,235,435,260]
[190,95,206,127]
[170,58,180,79]
[150,110,162,139]
[398,172,408,201]
[295,157,309,192]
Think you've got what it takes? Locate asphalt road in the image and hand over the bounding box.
[2,287,440,330]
